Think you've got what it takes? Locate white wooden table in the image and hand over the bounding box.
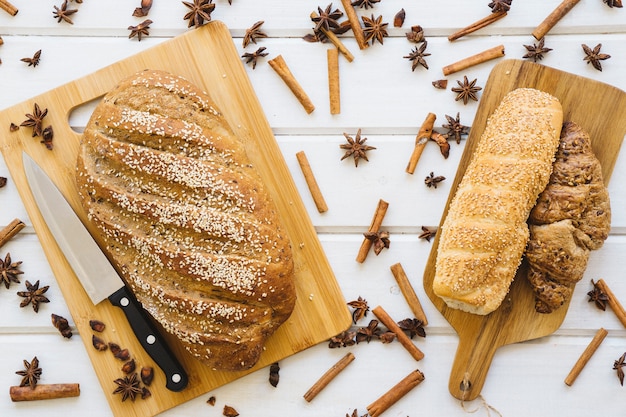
[1,1,625,416]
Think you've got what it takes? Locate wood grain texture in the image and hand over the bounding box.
[0,21,351,417]
[423,59,626,401]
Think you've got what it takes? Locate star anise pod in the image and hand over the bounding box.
[603,0,623,7]
[328,330,356,348]
[356,319,381,343]
[523,38,552,62]
[312,4,343,33]
[362,14,388,45]
[582,43,611,72]
[425,172,446,188]
[587,279,609,311]
[418,226,436,242]
[15,356,42,389]
[0,253,23,289]
[451,76,482,104]
[243,20,267,48]
[442,112,470,144]
[182,0,215,28]
[614,352,626,385]
[128,19,153,41]
[347,296,369,323]
[113,373,143,401]
[20,103,48,138]
[405,25,425,43]
[340,129,376,167]
[488,0,512,13]
[397,318,426,338]
[364,231,390,255]
[351,0,380,8]
[404,41,430,71]
[17,280,50,312]
[20,49,42,67]
[241,47,268,69]
[53,1,78,24]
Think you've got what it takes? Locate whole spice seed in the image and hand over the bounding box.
[340,129,376,167]
[393,8,405,27]
[92,334,108,351]
[140,366,154,386]
[16,357,42,389]
[128,19,153,41]
[20,50,42,67]
[41,125,54,150]
[242,20,267,48]
[223,405,240,417]
[207,395,216,406]
[432,79,448,89]
[51,313,73,338]
[122,359,136,374]
[582,43,611,71]
[17,280,50,312]
[141,387,151,399]
[53,1,78,24]
[182,0,215,28]
[269,362,280,387]
[133,0,153,17]
[89,319,106,332]
[10,123,19,132]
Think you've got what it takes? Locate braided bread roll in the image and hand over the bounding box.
[76,70,296,371]
[433,88,563,315]
[526,121,610,313]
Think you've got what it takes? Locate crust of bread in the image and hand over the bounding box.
[433,88,563,315]
[76,69,296,371]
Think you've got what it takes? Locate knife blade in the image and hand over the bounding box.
[22,152,188,392]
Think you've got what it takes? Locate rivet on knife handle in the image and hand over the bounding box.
[108,286,188,392]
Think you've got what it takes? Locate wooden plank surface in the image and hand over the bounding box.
[423,59,626,400]
[0,21,351,417]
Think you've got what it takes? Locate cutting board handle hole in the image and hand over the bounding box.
[67,96,103,134]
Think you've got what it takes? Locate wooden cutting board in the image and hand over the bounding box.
[423,59,626,401]
[0,22,351,416]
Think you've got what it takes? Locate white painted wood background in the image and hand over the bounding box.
[0,1,625,416]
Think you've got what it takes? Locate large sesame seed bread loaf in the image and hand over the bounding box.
[433,88,563,315]
[76,69,296,371]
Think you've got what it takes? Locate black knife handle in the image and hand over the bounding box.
[108,286,188,392]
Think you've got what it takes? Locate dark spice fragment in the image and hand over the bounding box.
[328,330,356,348]
[397,318,426,338]
[432,79,448,89]
[356,319,380,343]
[379,330,395,343]
[41,125,54,150]
[425,172,446,188]
[0,177,6,188]
[393,8,405,27]
[223,405,239,417]
[17,280,50,312]
[207,395,216,405]
[140,366,154,386]
[89,319,106,332]
[363,230,390,255]
[10,123,19,132]
[92,334,108,351]
[347,296,369,323]
[122,359,136,374]
[269,362,280,387]
[51,313,73,338]
[133,0,153,17]
[20,49,41,67]
[15,356,42,389]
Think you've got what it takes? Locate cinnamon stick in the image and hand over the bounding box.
[448,11,506,42]
[564,328,608,386]
[327,48,341,115]
[0,0,18,16]
[0,218,26,249]
[366,369,425,417]
[389,263,428,325]
[303,352,355,402]
[406,113,436,174]
[268,55,315,114]
[10,383,80,402]
[311,12,354,63]
[442,44,505,76]
[532,0,581,40]
[356,199,389,263]
[595,279,626,328]
[340,0,369,50]
[372,305,424,361]
[296,151,328,213]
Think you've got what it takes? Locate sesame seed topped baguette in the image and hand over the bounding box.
[76,69,296,371]
[433,88,563,315]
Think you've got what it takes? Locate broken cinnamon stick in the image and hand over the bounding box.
[366,369,425,417]
[406,113,436,174]
[296,151,328,213]
[0,0,18,16]
[372,305,424,361]
[532,0,581,40]
[268,55,315,114]
[327,48,341,115]
[595,279,626,328]
[303,352,355,402]
[340,0,369,50]
[448,11,506,41]
[442,44,505,76]
[356,199,389,263]
[0,218,26,249]
[564,328,608,386]
[389,263,428,325]
[10,383,80,402]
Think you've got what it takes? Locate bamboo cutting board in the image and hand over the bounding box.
[0,22,351,416]
[423,59,626,401]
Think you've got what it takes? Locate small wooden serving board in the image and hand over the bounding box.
[0,22,351,416]
[423,59,626,401]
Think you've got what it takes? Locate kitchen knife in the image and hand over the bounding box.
[22,152,188,392]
